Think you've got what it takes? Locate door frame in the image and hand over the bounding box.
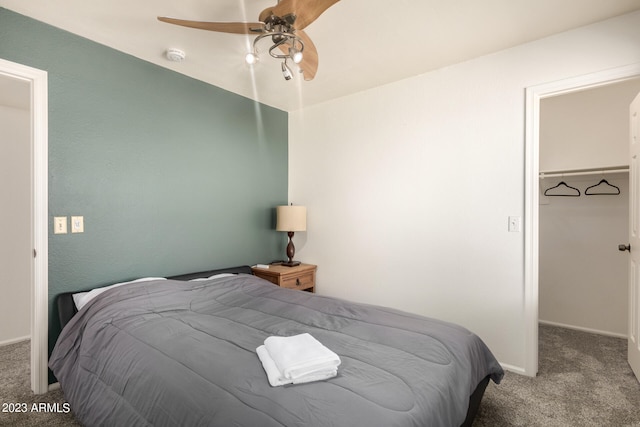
[524,63,640,376]
[0,58,49,394]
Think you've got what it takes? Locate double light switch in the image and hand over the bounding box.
[54,216,84,234]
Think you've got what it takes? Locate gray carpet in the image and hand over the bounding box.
[0,341,79,427]
[1,325,639,426]
[475,325,640,426]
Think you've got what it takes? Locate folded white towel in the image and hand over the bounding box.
[264,333,341,380]
[256,345,337,387]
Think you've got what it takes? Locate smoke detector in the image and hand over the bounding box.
[165,48,186,62]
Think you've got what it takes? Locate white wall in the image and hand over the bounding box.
[539,80,640,338]
[289,11,640,373]
[540,79,640,172]
[0,101,31,345]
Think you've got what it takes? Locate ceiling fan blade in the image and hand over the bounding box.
[157,17,265,34]
[278,30,318,81]
[259,0,340,30]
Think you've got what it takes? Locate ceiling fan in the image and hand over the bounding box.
[158,0,340,81]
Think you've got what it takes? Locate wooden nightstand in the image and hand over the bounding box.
[252,263,317,293]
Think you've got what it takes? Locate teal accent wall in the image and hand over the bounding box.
[0,9,288,382]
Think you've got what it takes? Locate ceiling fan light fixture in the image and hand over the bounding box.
[289,47,303,64]
[245,51,258,65]
[281,61,293,80]
[157,0,340,81]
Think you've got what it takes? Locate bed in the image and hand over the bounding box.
[50,266,503,427]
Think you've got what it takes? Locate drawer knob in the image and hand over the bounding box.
[296,278,301,286]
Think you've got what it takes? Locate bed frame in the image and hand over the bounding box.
[54,264,488,427]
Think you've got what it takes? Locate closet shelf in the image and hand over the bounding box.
[539,166,629,179]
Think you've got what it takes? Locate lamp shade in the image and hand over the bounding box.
[276,205,307,232]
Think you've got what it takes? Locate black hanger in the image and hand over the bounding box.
[544,181,581,197]
[585,179,620,195]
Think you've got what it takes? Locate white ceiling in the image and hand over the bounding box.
[2,0,640,112]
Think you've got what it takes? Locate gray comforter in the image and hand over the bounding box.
[50,274,503,427]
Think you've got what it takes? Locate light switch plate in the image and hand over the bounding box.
[508,216,521,232]
[71,216,84,233]
[54,217,67,234]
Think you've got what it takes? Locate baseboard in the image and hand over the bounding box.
[0,335,30,347]
[499,362,530,377]
[48,382,60,392]
[539,320,627,339]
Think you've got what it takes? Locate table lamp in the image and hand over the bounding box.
[276,205,307,267]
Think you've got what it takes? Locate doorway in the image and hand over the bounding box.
[0,58,48,394]
[538,79,640,339]
[0,75,31,345]
[524,63,640,377]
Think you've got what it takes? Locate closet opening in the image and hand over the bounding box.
[524,64,640,376]
[538,78,640,339]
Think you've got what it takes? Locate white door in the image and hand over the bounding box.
[629,91,640,382]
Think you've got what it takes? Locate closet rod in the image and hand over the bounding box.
[539,166,629,179]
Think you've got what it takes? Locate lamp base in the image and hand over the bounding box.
[282,231,301,267]
[281,260,301,267]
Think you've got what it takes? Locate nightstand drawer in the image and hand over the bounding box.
[280,271,314,291]
[251,263,317,293]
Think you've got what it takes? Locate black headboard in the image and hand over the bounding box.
[167,265,253,281]
[56,265,254,330]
